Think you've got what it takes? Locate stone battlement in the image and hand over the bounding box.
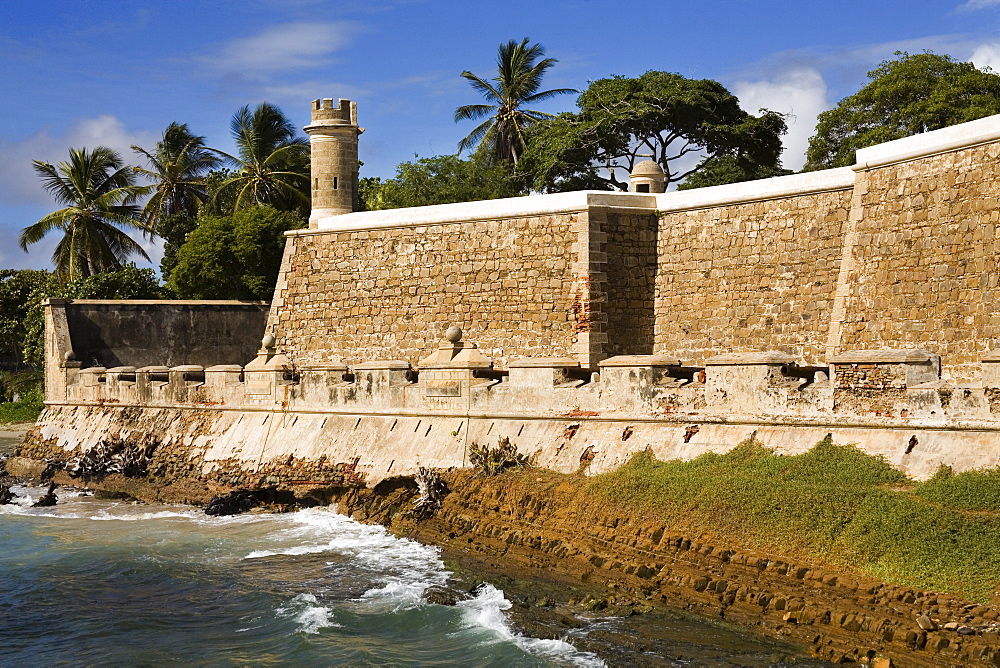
[308,98,357,125]
[48,329,1000,424]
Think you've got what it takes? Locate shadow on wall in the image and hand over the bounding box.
[63,301,269,368]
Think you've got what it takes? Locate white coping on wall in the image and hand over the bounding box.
[652,168,855,213]
[297,168,856,235]
[854,113,1000,170]
[295,191,656,234]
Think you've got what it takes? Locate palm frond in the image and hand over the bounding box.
[454,104,496,122]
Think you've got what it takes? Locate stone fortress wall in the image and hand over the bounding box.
[23,103,1000,490]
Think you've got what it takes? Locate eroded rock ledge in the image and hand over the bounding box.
[329,471,1000,666]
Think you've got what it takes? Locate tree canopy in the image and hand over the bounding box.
[360,154,527,210]
[213,103,310,215]
[519,70,788,192]
[168,205,304,300]
[0,270,52,366]
[21,147,152,279]
[132,122,219,229]
[455,39,575,164]
[805,52,1000,170]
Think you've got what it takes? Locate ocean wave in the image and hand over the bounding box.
[246,509,446,580]
[457,584,606,667]
[276,593,340,634]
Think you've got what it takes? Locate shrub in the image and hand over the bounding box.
[469,437,528,475]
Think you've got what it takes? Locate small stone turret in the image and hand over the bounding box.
[304,98,363,228]
[629,159,666,193]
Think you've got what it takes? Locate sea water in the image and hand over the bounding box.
[0,486,602,666]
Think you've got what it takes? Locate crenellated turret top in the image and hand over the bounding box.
[307,98,358,128]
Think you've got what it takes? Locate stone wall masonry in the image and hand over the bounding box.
[839,141,1000,382]
[653,188,852,365]
[270,212,598,369]
[602,212,659,357]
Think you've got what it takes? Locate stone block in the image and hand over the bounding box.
[830,349,940,389]
[508,357,581,388]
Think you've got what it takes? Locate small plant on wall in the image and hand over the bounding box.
[469,436,529,476]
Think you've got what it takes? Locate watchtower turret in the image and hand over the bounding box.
[304,98,363,228]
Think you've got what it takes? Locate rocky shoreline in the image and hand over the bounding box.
[7,431,1000,665]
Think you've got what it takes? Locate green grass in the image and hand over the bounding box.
[0,370,45,424]
[584,435,1000,601]
[0,388,43,423]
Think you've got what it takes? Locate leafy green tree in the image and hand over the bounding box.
[212,103,310,215]
[157,212,199,281]
[132,122,219,229]
[21,266,164,367]
[0,269,53,366]
[168,205,304,300]
[677,155,791,191]
[455,38,575,164]
[519,70,788,192]
[805,52,1000,170]
[360,154,527,210]
[21,147,152,278]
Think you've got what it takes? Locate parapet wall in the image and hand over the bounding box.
[44,299,268,399]
[653,172,853,365]
[267,114,1000,384]
[268,193,663,369]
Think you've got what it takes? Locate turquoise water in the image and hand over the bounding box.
[0,486,601,666]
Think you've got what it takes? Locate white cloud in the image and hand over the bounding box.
[970,43,1000,70]
[957,0,1000,11]
[732,68,829,171]
[204,21,359,75]
[0,116,159,271]
[0,115,157,206]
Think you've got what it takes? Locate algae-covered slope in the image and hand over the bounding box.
[328,437,1000,665]
[588,435,1000,602]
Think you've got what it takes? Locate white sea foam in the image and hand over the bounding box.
[247,509,446,576]
[276,593,340,634]
[457,584,606,667]
[245,508,448,611]
[4,493,603,663]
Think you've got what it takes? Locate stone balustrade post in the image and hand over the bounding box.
[417,326,492,400]
[507,357,582,388]
[597,355,685,412]
[830,349,940,415]
[704,351,798,413]
[205,365,244,404]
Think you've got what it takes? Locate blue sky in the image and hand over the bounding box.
[3,0,1000,272]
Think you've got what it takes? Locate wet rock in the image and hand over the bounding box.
[0,483,14,504]
[205,489,270,516]
[93,490,137,501]
[67,439,156,479]
[917,614,937,631]
[32,481,58,507]
[423,585,468,606]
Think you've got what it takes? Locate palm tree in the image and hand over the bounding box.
[21,147,151,279]
[132,122,219,229]
[212,103,310,214]
[455,38,576,164]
